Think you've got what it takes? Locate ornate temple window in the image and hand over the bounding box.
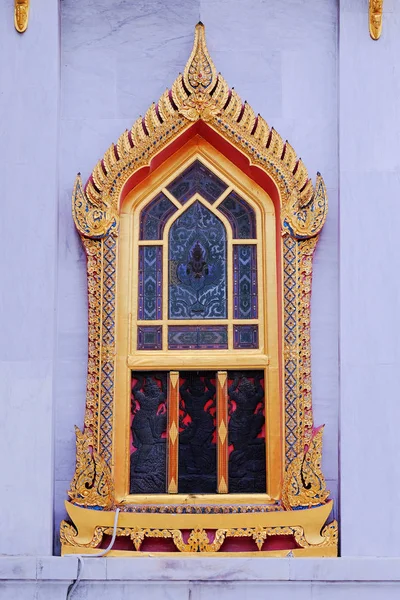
[116,143,278,500]
[62,23,337,556]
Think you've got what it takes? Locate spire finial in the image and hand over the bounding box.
[183,23,217,93]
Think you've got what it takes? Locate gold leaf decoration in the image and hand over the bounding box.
[67,427,114,509]
[282,427,330,510]
[369,0,384,40]
[14,0,29,33]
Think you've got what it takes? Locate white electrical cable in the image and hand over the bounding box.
[65,507,120,600]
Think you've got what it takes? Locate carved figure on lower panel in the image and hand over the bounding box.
[228,372,266,493]
[130,374,167,494]
[178,373,217,493]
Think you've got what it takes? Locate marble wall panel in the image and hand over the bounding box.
[339,1,400,556]
[56,0,339,550]
[0,0,60,555]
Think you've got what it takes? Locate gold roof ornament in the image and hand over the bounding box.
[73,22,327,241]
[369,0,384,40]
[14,0,29,33]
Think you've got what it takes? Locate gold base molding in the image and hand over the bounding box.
[61,500,337,556]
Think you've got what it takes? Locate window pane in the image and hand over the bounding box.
[233,325,258,349]
[130,373,167,493]
[167,160,227,204]
[178,372,217,493]
[137,326,162,350]
[140,192,177,240]
[168,325,228,349]
[228,371,266,493]
[169,202,227,319]
[219,191,256,239]
[233,245,258,319]
[138,246,162,320]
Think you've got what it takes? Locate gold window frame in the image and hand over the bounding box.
[115,138,280,503]
[61,23,337,557]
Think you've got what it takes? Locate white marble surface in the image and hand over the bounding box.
[0,0,59,555]
[4,557,400,599]
[55,0,339,552]
[339,0,400,556]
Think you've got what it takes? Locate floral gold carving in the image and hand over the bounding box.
[14,0,29,33]
[67,427,114,509]
[369,0,384,40]
[184,22,216,92]
[72,174,119,239]
[61,523,338,554]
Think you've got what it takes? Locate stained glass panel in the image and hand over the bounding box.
[138,246,162,320]
[167,160,227,204]
[233,325,259,349]
[168,326,228,349]
[169,202,227,319]
[233,245,258,319]
[137,326,162,350]
[219,191,256,238]
[140,192,177,240]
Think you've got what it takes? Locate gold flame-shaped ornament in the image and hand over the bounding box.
[369,0,384,40]
[15,0,29,33]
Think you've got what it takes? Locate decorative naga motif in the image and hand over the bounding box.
[282,174,328,240]
[282,427,330,510]
[72,174,118,239]
[369,0,384,40]
[14,0,29,33]
[68,427,114,509]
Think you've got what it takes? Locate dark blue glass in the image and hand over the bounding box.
[233,245,258,319]
[168,326,228,349]
[169,202,227,319]
[219,191,256,239]
[138,246,162,320]
[140,192,177,240]
[167,160,227,204]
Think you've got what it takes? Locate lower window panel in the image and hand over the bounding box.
[228,370,266,493]
[129,369,267,495]
[178,371,217,493]
[130,372,167,494]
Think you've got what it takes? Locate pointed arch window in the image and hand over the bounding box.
[124,145,274,497]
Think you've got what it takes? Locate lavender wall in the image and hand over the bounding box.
[54,0,339,553]
[0,0,60,555]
